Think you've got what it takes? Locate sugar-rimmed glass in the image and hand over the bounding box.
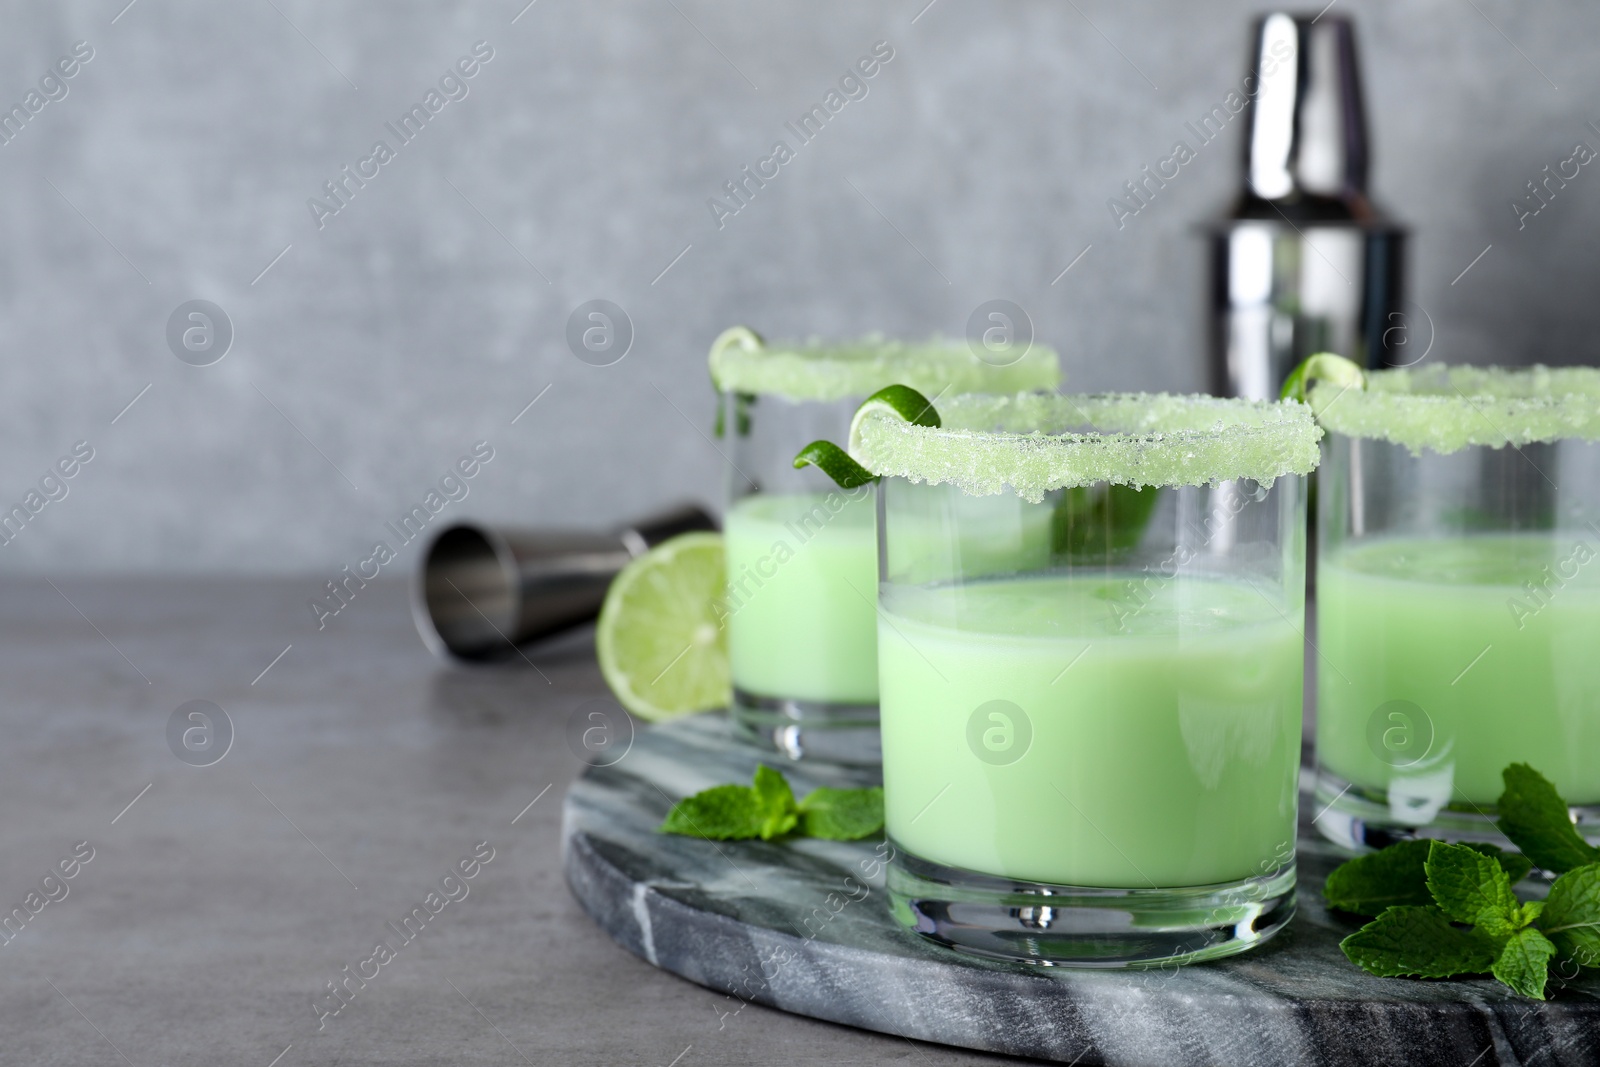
[711,329,1060,764]
[852,391,1320,966]
[1309,364,1600,849]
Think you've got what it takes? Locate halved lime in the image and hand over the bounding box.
[596,532,730,722]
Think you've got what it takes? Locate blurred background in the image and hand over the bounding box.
[2,0,1597,574]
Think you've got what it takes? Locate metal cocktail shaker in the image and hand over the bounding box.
[1207,13,1408,399]
[413,503,715,660]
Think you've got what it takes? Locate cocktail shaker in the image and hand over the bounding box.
[1207,13,1408,399]
[413,503,715,660]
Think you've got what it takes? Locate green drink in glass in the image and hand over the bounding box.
[722,488,879,706]
[881,573,1304,890]
[802,388,1321,965]
[1306,362,1600,847]
[711,328,1059,764]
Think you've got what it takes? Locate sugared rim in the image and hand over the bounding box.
[707,327,1061,403]
[851,391,1322,501]
[1310,364,1600,454]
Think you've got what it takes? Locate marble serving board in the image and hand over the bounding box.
[562,714,1600,1066]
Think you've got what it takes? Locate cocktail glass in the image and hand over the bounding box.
[828,389,1320,966]
[1308,363,1600,849]
[711,328,1059,764]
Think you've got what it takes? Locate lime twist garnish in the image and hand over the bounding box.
[1281,352,1367,404]
[708,325,765,375]
[793,385,941,490]
[596,532,730,722]
[848,384,942,452]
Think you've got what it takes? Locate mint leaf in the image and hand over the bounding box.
[660,784,765,840]
[799,786,885,841]
[1497,763,1599,874]
[1425,841,1522,937]
[1538,862,1600,967]
[1324,840,1436,915]
[660,768,880,843]
[1340,906,1501,978]
[1324,840,1532,917]
[1492,928,1556,999]
[752,764,799,841]
[660,767,804,841]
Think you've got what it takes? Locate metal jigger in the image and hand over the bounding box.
[1207,12,1409,399]
[413,503,716,661]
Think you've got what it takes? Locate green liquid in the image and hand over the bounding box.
[724,491,879,704]
[1318,534,1600,806]
[724,491,1057,706]
[879,574,1303,888]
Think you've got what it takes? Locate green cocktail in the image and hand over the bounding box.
[815,387,1320,966]
[723,489,878,705]
[723,487,1057,706]
[1318,534,1600,807]
[712,328,1061,763]
[880,574,1302,889]
[1306,361,1600,848]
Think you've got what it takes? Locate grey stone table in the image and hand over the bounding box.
[3,576,1022,1066]
[566,712,1600,1065]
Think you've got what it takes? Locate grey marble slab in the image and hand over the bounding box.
[565,713,1600,1067]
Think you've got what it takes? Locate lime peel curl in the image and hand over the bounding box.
[793,441,875,490]
[794,385,943,490]
[1282,352,1367,404]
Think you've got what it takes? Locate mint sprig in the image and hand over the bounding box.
[660,765,884,843]
[1330,763,1600,1000]
[1339,840,1552,996]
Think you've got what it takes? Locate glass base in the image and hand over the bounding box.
[729,687,880,766]
[1311,768,1600,852]
[887,841,1295,968]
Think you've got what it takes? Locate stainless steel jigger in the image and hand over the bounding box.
[413,504,716,660]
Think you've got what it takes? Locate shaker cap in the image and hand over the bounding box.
[1240,13,1374,219]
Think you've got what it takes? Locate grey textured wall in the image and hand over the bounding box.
[2,0,1597,573]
